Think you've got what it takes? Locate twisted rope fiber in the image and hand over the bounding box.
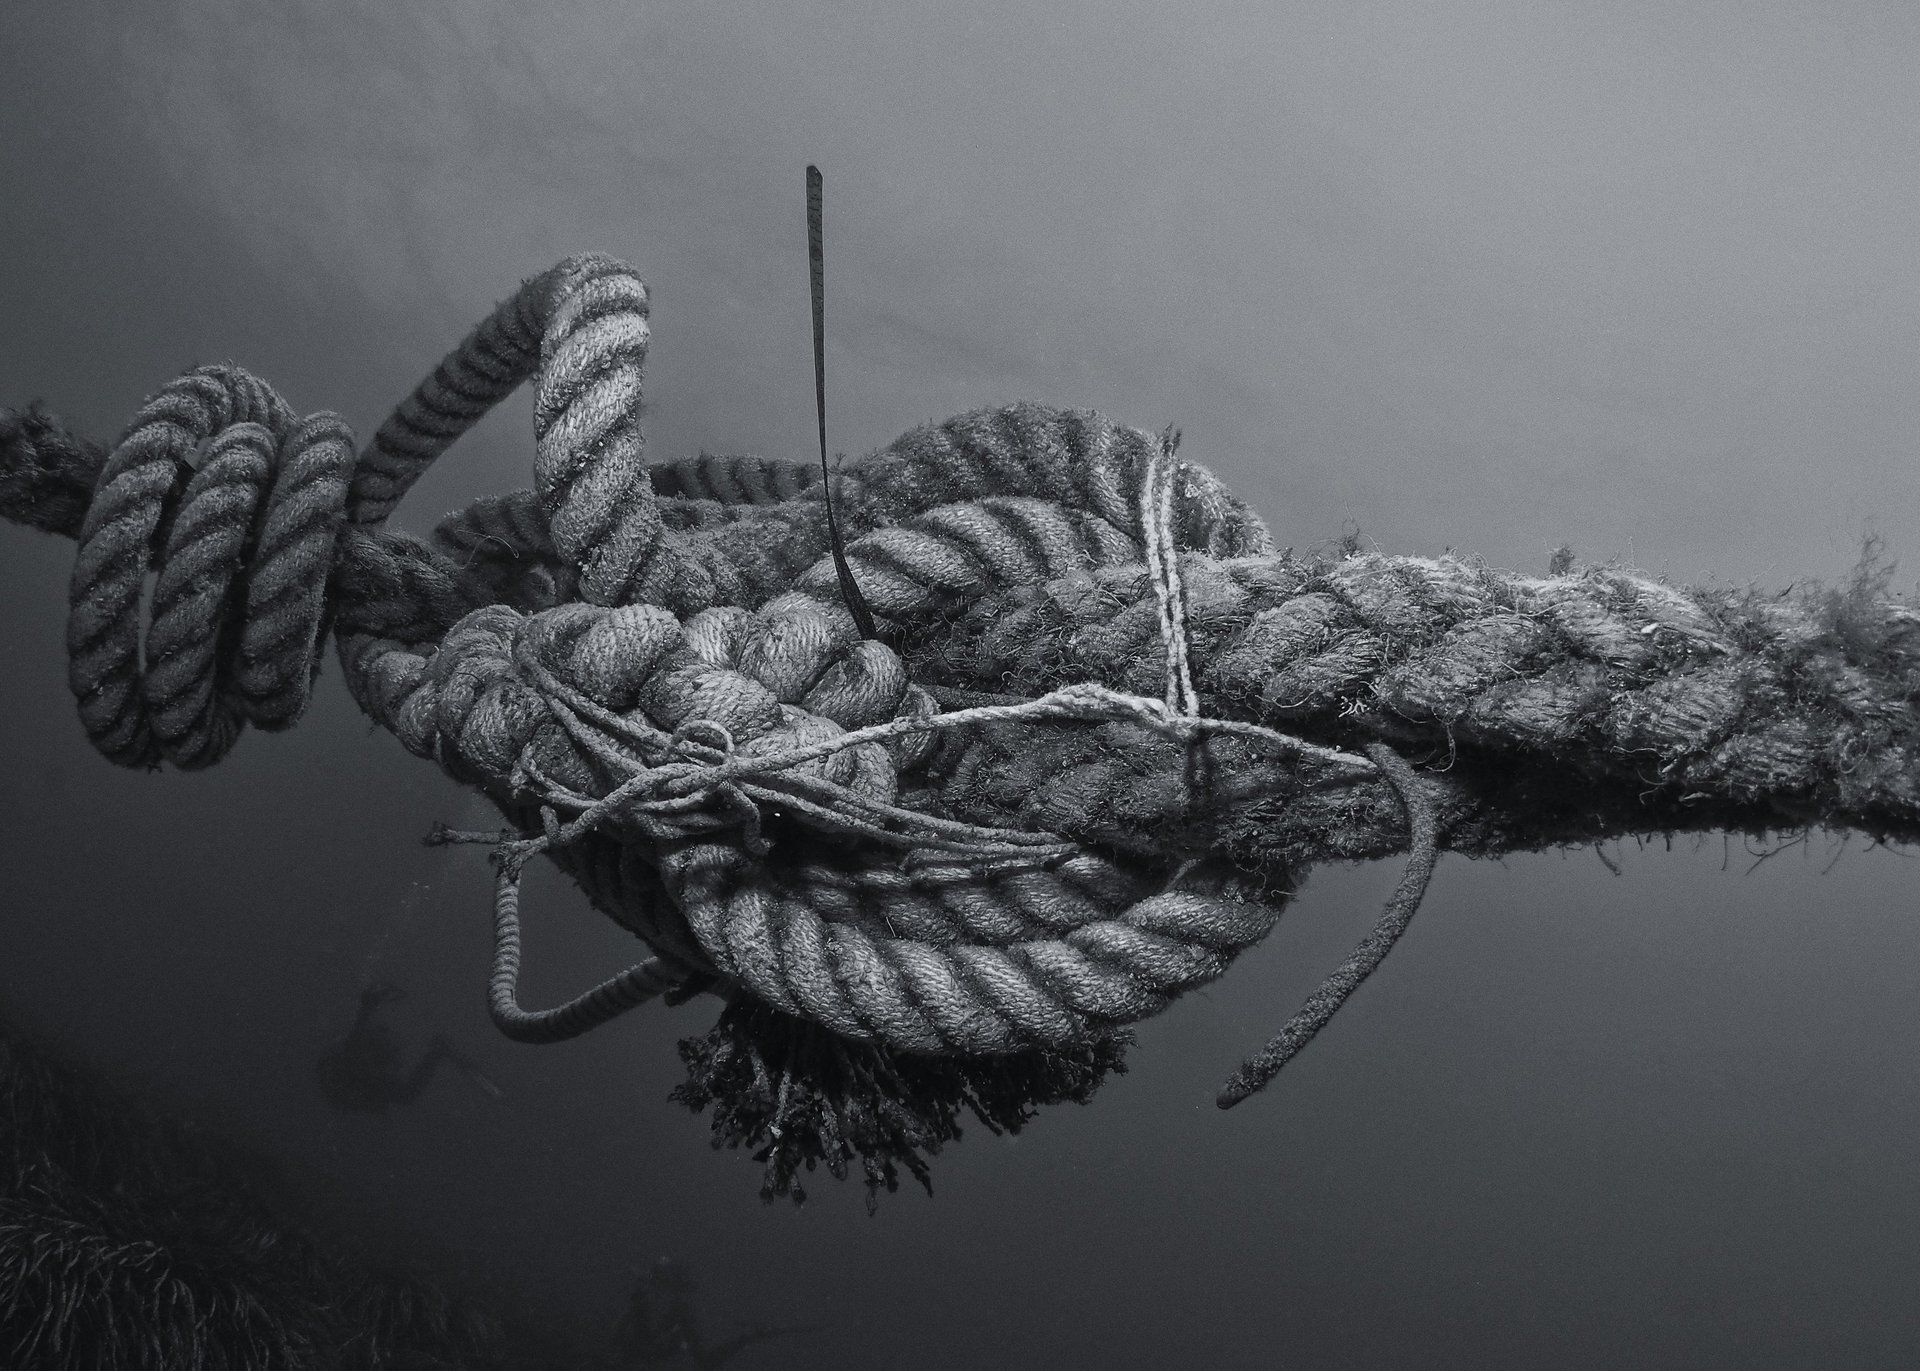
[7,255,1920,1105]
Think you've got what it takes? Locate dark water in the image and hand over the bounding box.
[4,3,1920,1366]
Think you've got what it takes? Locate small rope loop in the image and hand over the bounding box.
[485,849,692,1043]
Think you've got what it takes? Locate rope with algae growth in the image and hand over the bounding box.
[6,253,1920,1135]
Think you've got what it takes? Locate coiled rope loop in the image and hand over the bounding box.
[66,366,353,769]
[52,253,697,772]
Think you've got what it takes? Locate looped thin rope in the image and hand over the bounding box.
[425,822,701,1043]
[518,634,1373,857]
[487,836,692,1042]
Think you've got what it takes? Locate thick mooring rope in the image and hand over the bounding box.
[6,253,1920,1103]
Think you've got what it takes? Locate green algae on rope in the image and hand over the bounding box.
[5,252,1920,1127]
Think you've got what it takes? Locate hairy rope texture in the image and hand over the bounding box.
[5,254,1919,1103]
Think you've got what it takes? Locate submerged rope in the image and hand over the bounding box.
[6,253,1920,1105]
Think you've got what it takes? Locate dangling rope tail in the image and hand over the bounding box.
[1138,430,1440,1106]
[1216,743,1439,1106]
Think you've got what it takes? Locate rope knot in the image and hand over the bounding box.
[21,248,1917,1126]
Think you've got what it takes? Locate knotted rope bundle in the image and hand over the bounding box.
[7,253,1920,1112]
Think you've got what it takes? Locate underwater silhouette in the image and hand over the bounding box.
[608,1258,805,1370]
[0,1017,576,1370]
[314,981,502,1115]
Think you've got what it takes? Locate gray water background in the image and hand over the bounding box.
[4,2,1920,1365]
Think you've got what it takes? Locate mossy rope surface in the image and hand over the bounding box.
[5,254,1919,1106]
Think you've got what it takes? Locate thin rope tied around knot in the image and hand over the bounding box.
[1137,431,1439,1104]
[353,381,1362,1071]
[10,253,1920,1105]
[466,427,1428,1086]
[443,573,1367,1063]
[1144,427,1200,718]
